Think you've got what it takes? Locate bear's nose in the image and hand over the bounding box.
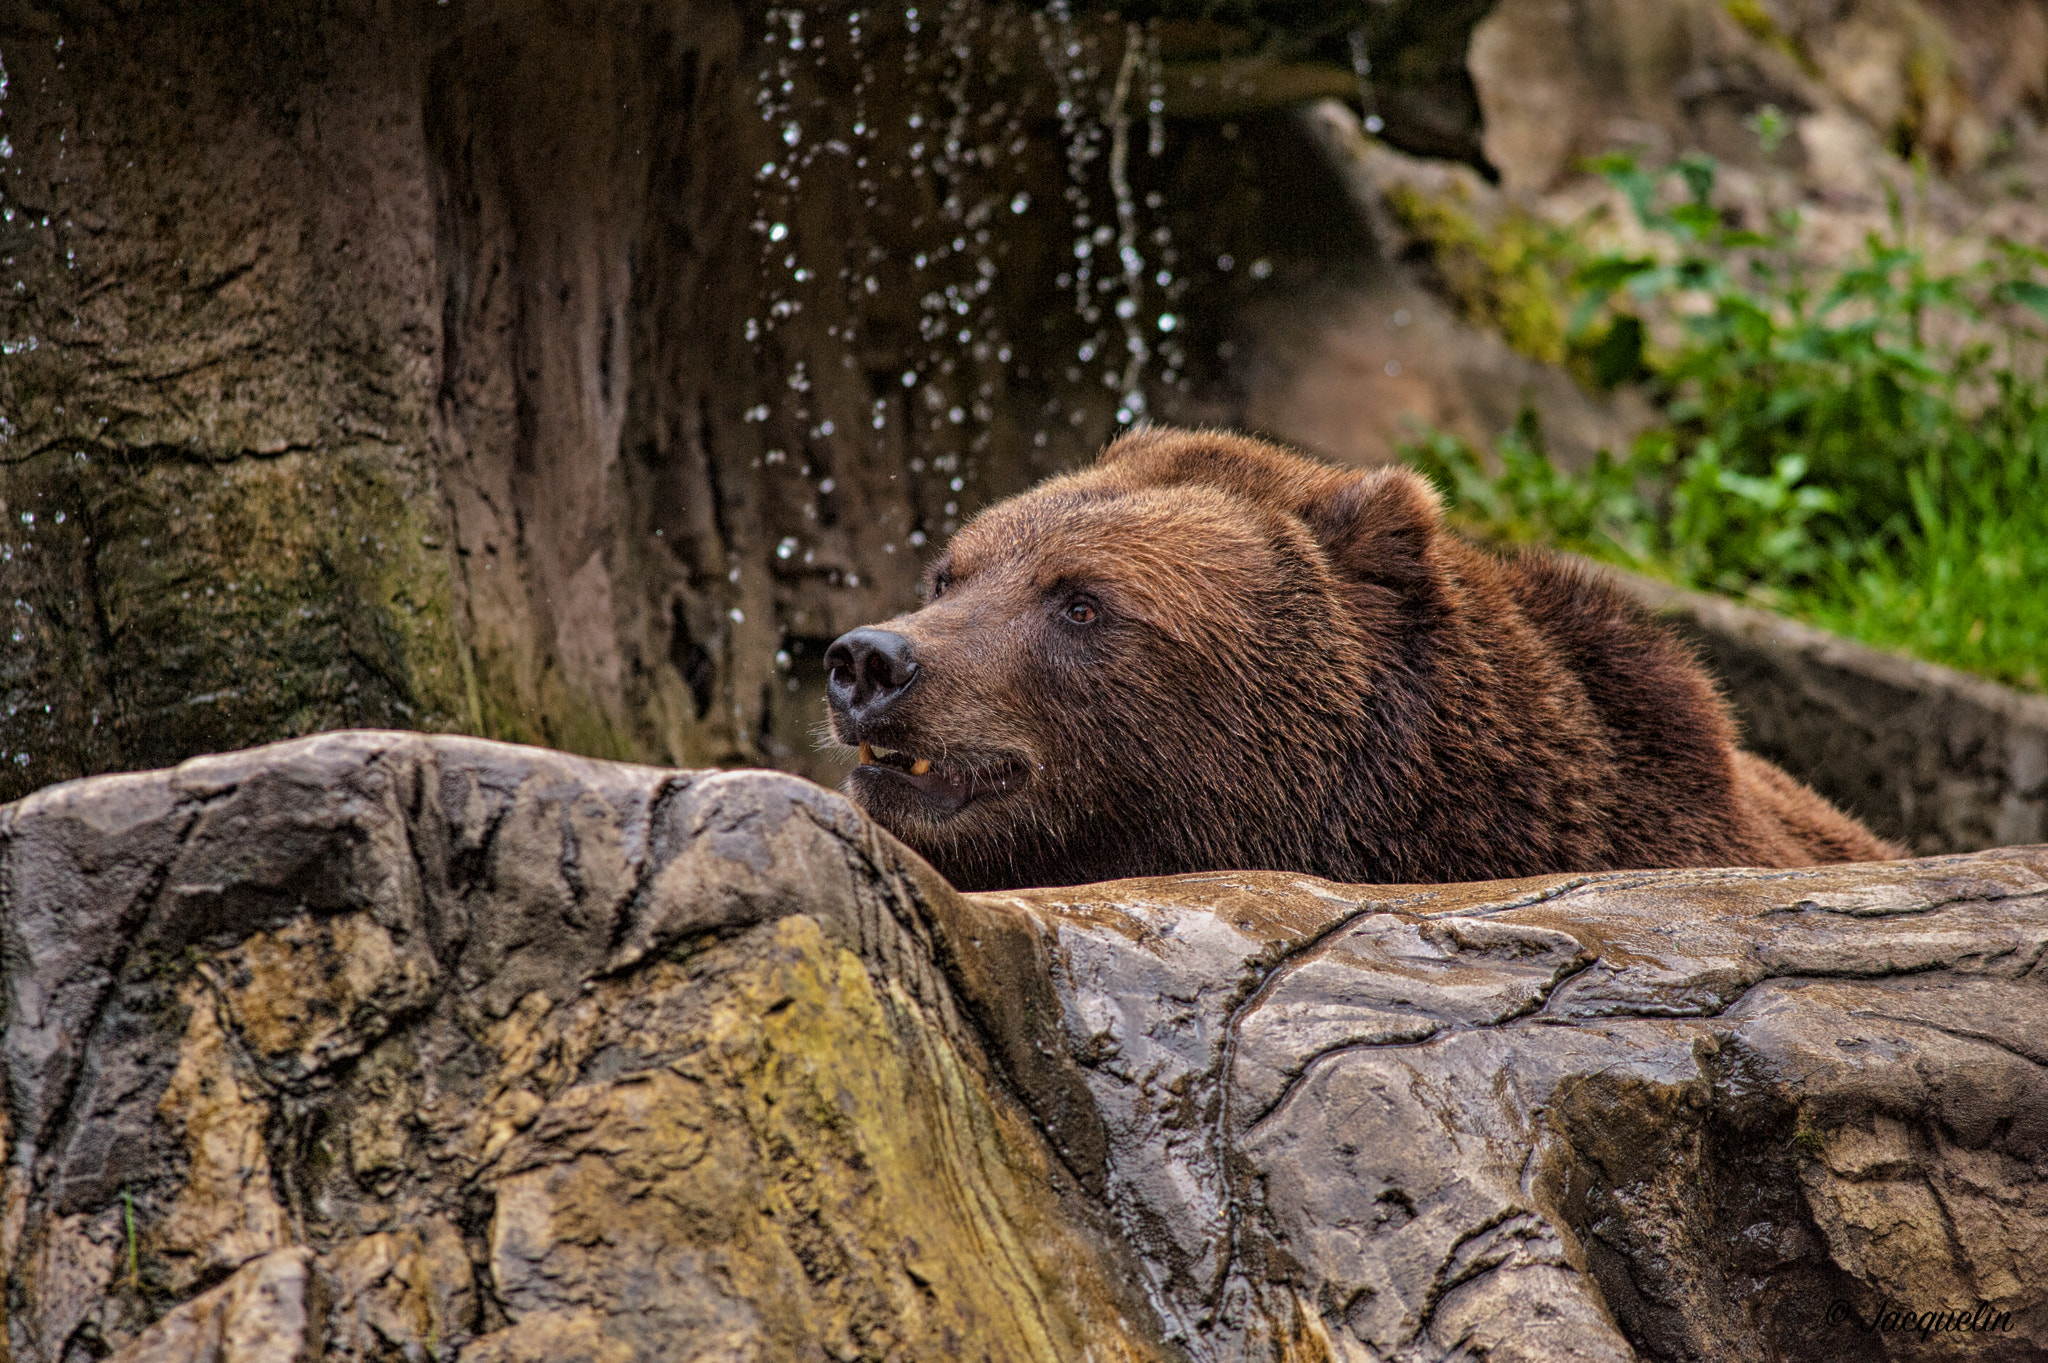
[825,627,921,722]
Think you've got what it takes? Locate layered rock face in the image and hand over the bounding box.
[3,732,2044,1361]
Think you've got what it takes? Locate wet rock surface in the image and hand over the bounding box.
[1620,571,2048,859]
[3,732,2045,1361]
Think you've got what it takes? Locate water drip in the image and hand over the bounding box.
[740,0,1209,617]
[1107,23,1149,422]
[1349,28,1386,136]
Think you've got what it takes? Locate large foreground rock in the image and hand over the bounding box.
[3,732,2044,1361]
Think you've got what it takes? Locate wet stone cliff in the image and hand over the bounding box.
[3,731,2043,1361]
[0,0,1476,803]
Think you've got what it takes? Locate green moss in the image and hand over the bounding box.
[462,640,647,765]
[1382,181,1570,365]
[528,683,645,766]
[462,643,550,751]
[1720,0,1812,71]
[0,443,475,800]
[1900,30,1957,158]
[1720,0,1775,43]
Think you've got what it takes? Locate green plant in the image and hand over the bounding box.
[1404,412,1658,561]
[122,1188,142,1290]
[1407,152,2048,693]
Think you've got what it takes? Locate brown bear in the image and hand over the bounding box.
[824,426,1899,892]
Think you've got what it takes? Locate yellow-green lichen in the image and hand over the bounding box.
[463,915,1171,1361]
[1382,181,1571,365]
[1898,8,1962,161]
[1720,0,1812,71]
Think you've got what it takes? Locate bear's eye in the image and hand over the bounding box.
[929,572,952,601]
[1063,598,1098,625]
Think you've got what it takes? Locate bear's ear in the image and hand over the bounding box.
[1094,427,1442,589]
[1301,465,1444,593]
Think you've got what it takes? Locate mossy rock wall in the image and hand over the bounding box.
[0,0,1507,805]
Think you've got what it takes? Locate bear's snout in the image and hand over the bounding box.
[825,626,921,725]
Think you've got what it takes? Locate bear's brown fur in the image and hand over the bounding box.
[825,426,1900,891]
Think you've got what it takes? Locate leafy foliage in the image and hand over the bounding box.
[1407,154,2048,693]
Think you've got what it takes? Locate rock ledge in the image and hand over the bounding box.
[3,731,2043,1362]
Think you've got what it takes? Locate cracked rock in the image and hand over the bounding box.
[3,731,2044,1361]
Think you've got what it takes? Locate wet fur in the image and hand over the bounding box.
[830,426,1900,891]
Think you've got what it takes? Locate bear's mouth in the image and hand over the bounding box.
[856,742,1028,812]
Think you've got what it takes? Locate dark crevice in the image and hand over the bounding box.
[787,798,1115,1200]
[441,774,518,913]
[454,1181,509,1336]
[1408,1205,1541,1345]
[270,1096,327,1245]
[1762,886,2048,919]
[1247,938,1603,1135]
[668,602,715,721]
[604,772,700,965]
[1413,875,1599,919]
[396,753,465,975]
[1844,1009,2048,1071]
[18,799,207,1166]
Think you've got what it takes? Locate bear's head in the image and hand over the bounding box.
[824,427,1447,891]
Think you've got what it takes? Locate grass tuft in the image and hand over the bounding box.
[1405,153,2048,694]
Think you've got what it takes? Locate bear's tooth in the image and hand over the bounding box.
[911,758,931,776]
[859,743,874,766]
